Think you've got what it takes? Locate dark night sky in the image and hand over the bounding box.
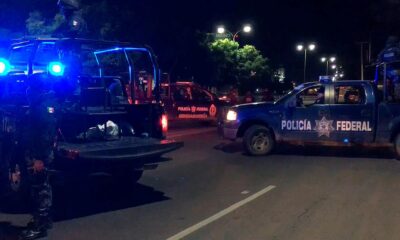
[1,0,400,83]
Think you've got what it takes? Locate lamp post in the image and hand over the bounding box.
[321,56,336,75]
[217,24,252,41]
[297,43,316,83]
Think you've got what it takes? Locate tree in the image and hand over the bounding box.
[236,45,271,91]
[208,38,271,92]
[26,11,64,36]
[208,39,240,87]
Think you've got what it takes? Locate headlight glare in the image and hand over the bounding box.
[226,110,237,121]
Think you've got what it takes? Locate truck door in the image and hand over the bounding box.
[329,83,375,143]
[282,85,331,142]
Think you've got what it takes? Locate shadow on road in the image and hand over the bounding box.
[0,221,23,240]
[52,178,170,221]
[214,142,243,154]
[1,176,170,223]
[215,141,395,159]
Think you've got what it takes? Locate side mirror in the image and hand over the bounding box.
[296,97,303,107]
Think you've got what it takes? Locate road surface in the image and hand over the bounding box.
[1,127,400,240]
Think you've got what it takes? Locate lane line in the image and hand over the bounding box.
[166,185,276,240]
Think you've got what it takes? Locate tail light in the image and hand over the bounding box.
[161,114,168,134]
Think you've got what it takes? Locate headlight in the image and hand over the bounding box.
[226,110,237,121]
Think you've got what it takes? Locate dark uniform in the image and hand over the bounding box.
[19,74,57,239]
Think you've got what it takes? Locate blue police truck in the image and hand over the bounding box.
[0,38,183,191]
[222,57,400,158]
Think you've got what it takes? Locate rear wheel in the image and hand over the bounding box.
[243,125,275,156]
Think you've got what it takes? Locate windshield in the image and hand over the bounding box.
[274,83,309,104]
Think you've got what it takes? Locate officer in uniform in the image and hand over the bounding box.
[18,74,57,240]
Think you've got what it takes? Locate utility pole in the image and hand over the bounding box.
[357,41,369,80]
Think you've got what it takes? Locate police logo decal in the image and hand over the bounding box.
[209,104,217,117]
[314,117,335,137]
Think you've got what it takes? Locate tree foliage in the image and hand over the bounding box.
[208,39,271,91]
[26,11,64,36]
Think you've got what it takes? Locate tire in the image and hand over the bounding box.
[243,125,275,156]
[394,133,400,160]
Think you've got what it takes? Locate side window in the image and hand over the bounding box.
[297,86,324,106]
[34,43,58,65]
[334,85,366,104]
[192,88,212,102]
[173,86,191,101]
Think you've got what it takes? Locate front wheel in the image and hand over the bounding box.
[243,125,275,156]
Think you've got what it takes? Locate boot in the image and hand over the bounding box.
[20,213,52,239]
[27,216,53,230]
[19,222,48,240]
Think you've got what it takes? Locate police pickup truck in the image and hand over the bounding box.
[222,78,400,158]
[0,38,183,189]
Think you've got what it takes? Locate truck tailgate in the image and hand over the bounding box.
[57,137,183,161]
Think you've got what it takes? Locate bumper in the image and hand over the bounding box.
[57,137,184,162]
[222,127,238,140]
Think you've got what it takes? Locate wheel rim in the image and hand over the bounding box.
[251,131,269,153]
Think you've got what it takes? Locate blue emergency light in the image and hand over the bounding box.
[319,76,333,83]
[0,58,11,76]
[48,62,65,76]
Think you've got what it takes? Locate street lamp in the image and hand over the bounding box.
[217,26,225,34]
[331,64,337,70]
[296,43,316,83]
[216,24,252,41]
[321,56,336,75]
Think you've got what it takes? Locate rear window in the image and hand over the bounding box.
[9,44,34,65]
[34,42,58,65]
[334,85,366,105]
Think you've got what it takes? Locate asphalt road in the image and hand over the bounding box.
[2,128,400,240]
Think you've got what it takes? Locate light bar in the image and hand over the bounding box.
[0,58,11,76]
[48,62,65,76]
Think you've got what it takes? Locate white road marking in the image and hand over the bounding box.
[166,185,276,240]
[241,190,250,195]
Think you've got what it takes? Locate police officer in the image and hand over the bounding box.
[18,74,57,240]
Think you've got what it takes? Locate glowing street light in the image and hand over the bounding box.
[297,45,304,51]
[321,56,336,75]
[296,43,316,82]
[243,25,252,33]
[216,24,253,41]
[217,26,225,34]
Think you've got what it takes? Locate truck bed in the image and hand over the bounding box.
[57,137,183,161]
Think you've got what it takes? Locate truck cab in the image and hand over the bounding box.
[161,81,219,122]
